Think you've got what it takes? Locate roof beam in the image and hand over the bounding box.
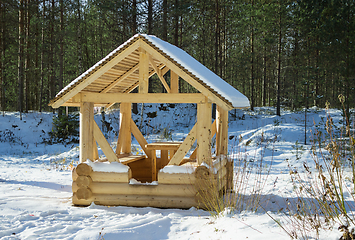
[100,63,139,93]
[50,40,141,108]
[139,49,149,93]
[104,65,167,109]
[77,92,206,104]
[149,55,171,93]
[139,39,232,111]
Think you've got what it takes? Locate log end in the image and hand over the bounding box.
[76,175,92,188]
[76,163,93,176]
[76,187,93,200]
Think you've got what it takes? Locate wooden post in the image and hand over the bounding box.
[161,150,168,167]
[170,71,179,93]
[197,101,212,166]
[216,105,228,156]
[80,102,94,163]
[216,105,232,191]
[139,49,149,93]
[119,102,131,154]
[151,149,157,181]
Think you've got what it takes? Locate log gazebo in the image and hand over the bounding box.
[49,34,249,209]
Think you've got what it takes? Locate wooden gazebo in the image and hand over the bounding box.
[49,34,249,209]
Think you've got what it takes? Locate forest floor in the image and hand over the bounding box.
[0,104,352,240]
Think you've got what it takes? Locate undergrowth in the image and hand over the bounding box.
[276,97,355,239]
[196,133,275,217]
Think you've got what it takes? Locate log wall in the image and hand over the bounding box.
[72,158,230,209]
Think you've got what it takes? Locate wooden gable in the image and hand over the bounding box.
[49,34,249,110]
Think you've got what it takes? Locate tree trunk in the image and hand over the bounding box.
[262,44,267,106]
[39,0,45,112]
[24,0,30,112]
[214,0,220,76]
[76,0,83,74]
[0,1,4,113]
[250,0,254,111]
[174,0,179,47]
[162,0,167,41]
[18,0,25,114]
[132,0,137,35]
[147,0,153,34]
[59,0,64,116]
[49,0,55,109]
[276,1,282,116]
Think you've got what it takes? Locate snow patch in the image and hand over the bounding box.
[84,160,129,173]
[129,178,158,185]
[160,165,195,174]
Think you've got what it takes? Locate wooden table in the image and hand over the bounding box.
[145,142,182,181]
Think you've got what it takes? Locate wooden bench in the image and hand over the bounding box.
[97,154,146,165]
[119,155,146,165]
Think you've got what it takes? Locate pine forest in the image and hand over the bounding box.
[0,0,354,114]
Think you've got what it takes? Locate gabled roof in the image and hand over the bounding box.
[49,34,249,109]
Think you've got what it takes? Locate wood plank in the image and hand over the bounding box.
[93,121,119,163]
[79,92,205,103]
[170,70,179,93]
[190,120,216,160]
[145,142,182,151]
[139,39,233,111]
[130,118,151,158]
[115,121,123,154]
[51,40,140,108]
[139,49,149,93]
[168,124,197,166]
[151,149,157,181]
[197,101,212,165]
[160,150,168,168]
[119,155,146,165]
[101,63,139,93]
[149,55,171,93]
[80,102,94,162]
[93,140,99,160]
[161,66,169,76]
[216,105,228,155]
[119,102,132,154]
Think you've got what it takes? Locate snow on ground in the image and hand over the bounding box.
[0,105,351,240]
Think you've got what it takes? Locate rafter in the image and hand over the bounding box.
[149,55,171,93]
[100,63,139,93]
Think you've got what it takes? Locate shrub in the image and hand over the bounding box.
[48,113,79,144]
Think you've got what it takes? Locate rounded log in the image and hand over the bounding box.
[195,165,212,179]
[72,167,79,181]
[76,175,92,188]
[72,193,92,206]
[89,182,196,197]
[72,181,79,193]
[91,194,199,209]
[158,172,195,185]
[90,171,129,183]
[76,163,93,176]
[76,187,93,200]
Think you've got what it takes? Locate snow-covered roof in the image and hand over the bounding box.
[142,35,249,108]
[49,34,249,109]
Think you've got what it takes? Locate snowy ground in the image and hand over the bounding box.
[0,105,352,240]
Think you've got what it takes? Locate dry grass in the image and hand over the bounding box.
[276,97,355,239]
[196,136,273,217]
